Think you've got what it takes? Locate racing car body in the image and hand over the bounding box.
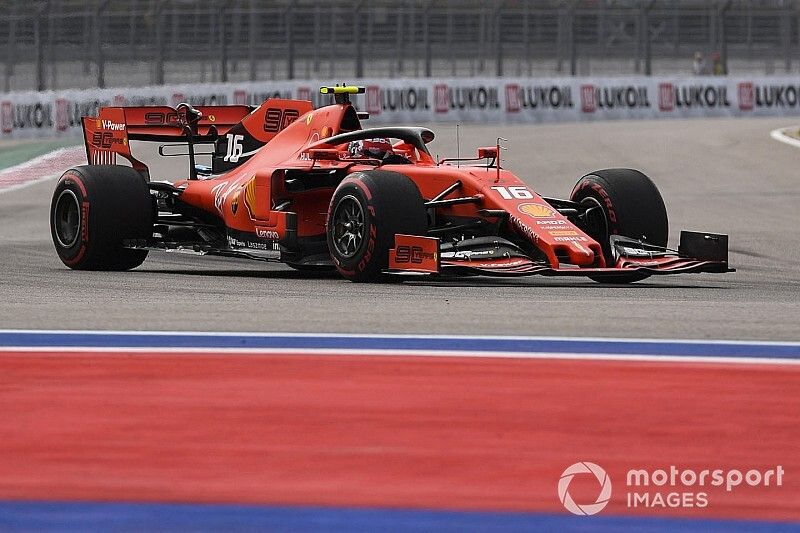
[50,86,732,283]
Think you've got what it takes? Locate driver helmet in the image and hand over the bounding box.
[347,138,393,160]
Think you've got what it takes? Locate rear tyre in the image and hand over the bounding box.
[570,168,668,284]
[327,171,427,282]
[50,165,153,270]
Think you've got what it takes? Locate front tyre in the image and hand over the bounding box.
[50,165,153,270]
[327,171,427,282]
[570,168,668,284]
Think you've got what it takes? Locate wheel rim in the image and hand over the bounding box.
[580,196,609,246]
[332,195,365,259]
[54,189,81,248]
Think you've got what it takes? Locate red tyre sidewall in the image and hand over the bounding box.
[327,177,381,278]
[571,178,621,237]
[51,169,91,267]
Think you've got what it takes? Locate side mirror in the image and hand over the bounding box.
[477,146,498,159]
[306,148,340,161]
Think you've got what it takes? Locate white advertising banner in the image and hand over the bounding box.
[2,76,800,138]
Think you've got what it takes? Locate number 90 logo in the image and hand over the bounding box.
[264,107,300,132]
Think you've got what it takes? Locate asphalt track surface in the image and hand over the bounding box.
[1,117,799,340]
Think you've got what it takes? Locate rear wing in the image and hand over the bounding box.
[81,99,312,181]
[82,104,251,180]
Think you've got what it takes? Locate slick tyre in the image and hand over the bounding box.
[570,168,668,284]
[327,171,427,282]
[50,165,153,271]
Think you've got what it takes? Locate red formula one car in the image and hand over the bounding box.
[50,86,731,283]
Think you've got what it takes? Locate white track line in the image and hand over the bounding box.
[1,330,797,366]
[770,126,800,149]
[1,329,798,346]
[1,346,798,366]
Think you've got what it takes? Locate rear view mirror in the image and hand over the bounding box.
[477,147,498,159]
[306,148,340,161]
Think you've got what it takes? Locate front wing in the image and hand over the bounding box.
[388,232,733,278]
[439,256,731,277]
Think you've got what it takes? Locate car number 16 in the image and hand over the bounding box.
[491,186,534,200]
[224,134,245,162]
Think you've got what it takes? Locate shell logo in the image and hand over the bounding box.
[320,125,332,138]
[231,189,240,215]
[519,203,555,218]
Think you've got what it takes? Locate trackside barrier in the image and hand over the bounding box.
[2,76,800,138]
